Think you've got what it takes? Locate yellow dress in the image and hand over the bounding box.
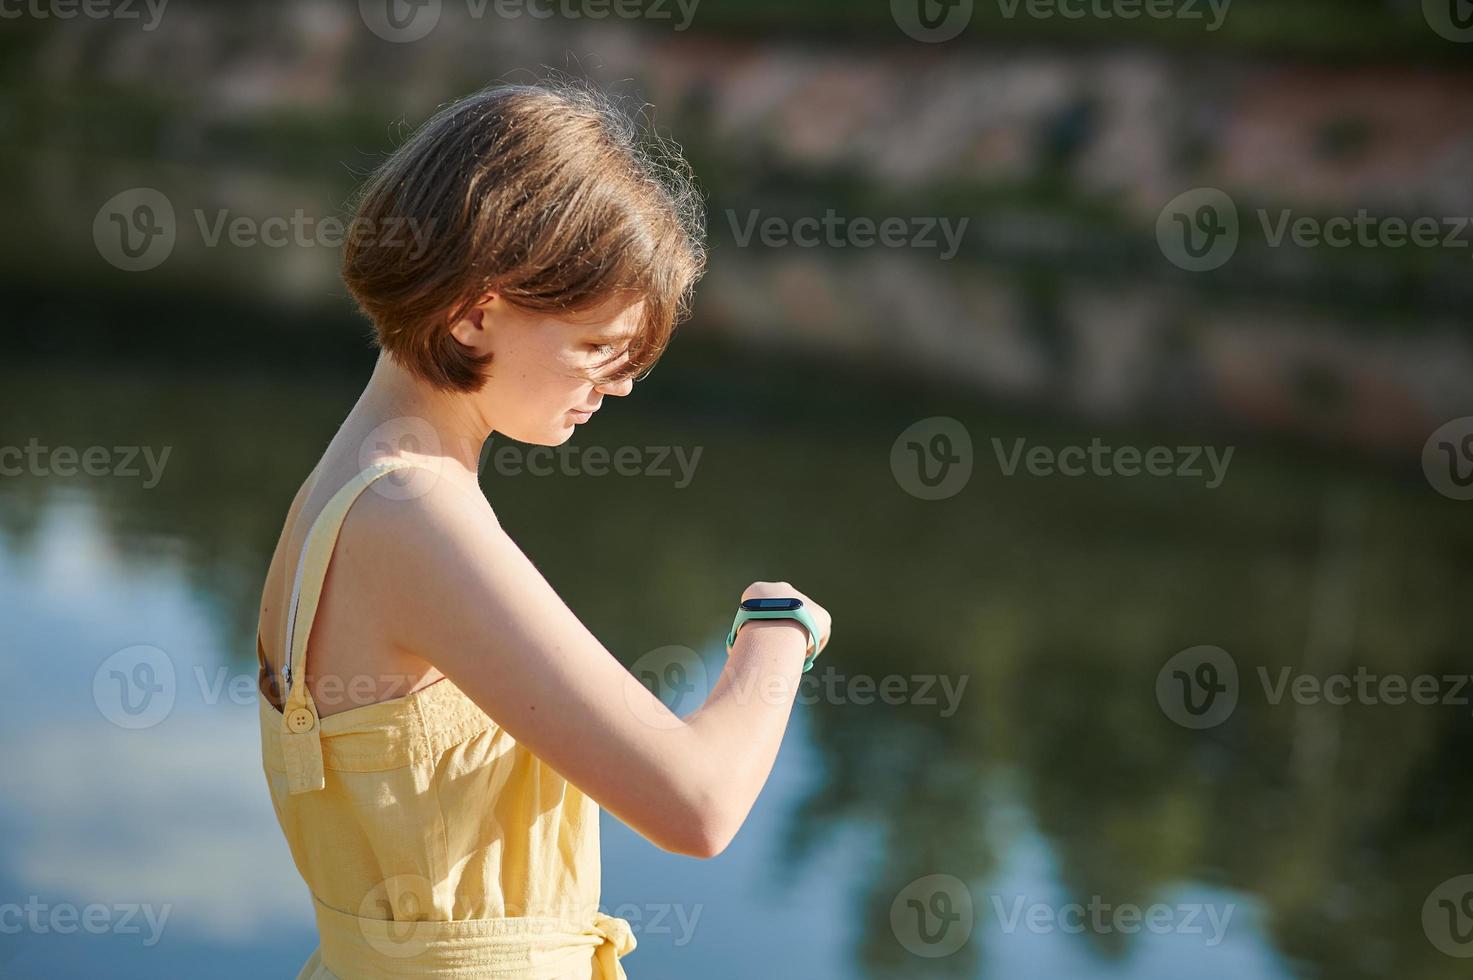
[256,459,636,979]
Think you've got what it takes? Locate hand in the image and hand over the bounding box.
[739,581,832,656]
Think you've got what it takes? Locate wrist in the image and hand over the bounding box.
[731,618,810,654]
[725,598,822,672]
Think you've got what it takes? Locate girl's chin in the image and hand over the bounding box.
[546,421,579,445]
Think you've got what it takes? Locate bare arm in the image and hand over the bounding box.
[347,478,822,858]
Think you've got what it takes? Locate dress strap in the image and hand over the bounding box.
[279,458,425,795]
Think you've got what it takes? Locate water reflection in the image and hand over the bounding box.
[0,340,1469,977]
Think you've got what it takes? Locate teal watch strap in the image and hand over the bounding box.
[725,599,822,672]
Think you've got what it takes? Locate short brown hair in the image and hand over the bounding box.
[342,82,706,392]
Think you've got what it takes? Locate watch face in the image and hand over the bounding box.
[740,597,803,612]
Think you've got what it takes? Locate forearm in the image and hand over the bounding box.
[681,619,810,848]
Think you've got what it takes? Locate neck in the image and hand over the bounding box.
[339,352,491,486]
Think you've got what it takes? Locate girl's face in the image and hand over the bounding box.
[450,294,641,447]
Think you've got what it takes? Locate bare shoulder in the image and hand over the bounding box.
[334,466,514,644]
[330,459,607,697]
[341,466,501,563]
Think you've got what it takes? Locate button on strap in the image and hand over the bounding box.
[282,695,326,795]
[285,707,316,734]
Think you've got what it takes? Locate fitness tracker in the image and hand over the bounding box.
[725,597,823,672]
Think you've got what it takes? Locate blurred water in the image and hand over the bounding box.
[1,334,1468,978]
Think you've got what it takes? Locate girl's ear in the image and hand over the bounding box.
[449,293,500,352]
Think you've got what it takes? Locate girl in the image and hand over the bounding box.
[254,82,833,979]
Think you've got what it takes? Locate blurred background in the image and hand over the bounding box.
[3,0,1473,977]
